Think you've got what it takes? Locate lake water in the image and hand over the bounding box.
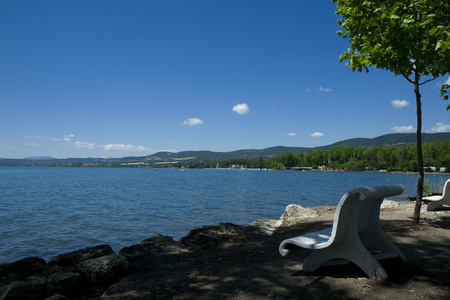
[1,166,448,263]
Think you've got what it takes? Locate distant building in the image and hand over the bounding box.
[291,167,313,171]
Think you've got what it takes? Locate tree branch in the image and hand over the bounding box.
[402,74,415,84]
[419,77,438,85]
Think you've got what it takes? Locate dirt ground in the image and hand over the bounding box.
[84,201,450,300]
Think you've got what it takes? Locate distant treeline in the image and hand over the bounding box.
[177,141,450,172]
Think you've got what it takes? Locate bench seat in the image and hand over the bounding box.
[279,185,406,280]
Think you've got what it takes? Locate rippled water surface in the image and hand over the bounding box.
[1,166,448,263]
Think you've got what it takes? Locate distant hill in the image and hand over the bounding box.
[24,156,56,160]
[318,133,450,150]
[145,133,450,162]
[1,132,449,167]
[147,146,313,162]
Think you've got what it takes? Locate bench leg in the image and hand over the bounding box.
[427,201,445,211]
[361,231,407,264]
[302,242,389,280]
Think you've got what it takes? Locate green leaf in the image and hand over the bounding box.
[435,41,442,50]
[428,27,438,35]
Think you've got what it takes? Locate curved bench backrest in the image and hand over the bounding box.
[442,179,450,198]
[329,185,404,245]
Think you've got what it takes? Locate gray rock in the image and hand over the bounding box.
[48,245,129,284]
[249,219,282,235]
[0,257,47,281]
[1,280,46,300]
[48,244,114,270]
[381,199,400,209]
[1,245,129,299]
[44,295,69,300]
[280,204,318,221]
[120,234,187,258]
[51,272,81,294]
[0,257,49,300]
[77,253,129,283]
[180,223,261,250]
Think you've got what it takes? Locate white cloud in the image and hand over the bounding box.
[54,134,75,142]
[73,141,150,152]
[392,99,409,108]
[311,132,324,137]
[64,134,74,141]
[25,135,42,139]
[430,122,450,132]
[55,134,151,153]
[158,148,177,153]
[183,118,204,126]
[101,144,148,152]
[25,143,39,147]
[73,141,95,149]
[233,103,250,115]
[391,125,415,132]
[445,76,450,85]
[319,86,332,92]
[287,132,296,136]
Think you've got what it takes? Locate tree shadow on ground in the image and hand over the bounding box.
[92,214,450,300]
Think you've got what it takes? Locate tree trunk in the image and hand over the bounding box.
[412,72,424,224]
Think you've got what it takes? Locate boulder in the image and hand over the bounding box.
[280,204,318,222]
[0,257,48,300]
[1,245,129,299]
[120,234,187,259]
[1,280,47,300]
[77,253,129,283]
[381,199,401,209]
[0,257,47,281]
[50,272,81,295]
[48,245,129,284]
[180,223,261,250]
[48,244,113,269]
[44,295,69,300]
[248,219,282,236]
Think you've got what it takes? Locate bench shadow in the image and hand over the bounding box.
[93,216,450,300]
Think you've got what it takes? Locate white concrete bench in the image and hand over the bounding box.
[423,179,450,211]
[279,185,406,280]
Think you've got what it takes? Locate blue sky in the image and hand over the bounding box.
[1,0,449,159]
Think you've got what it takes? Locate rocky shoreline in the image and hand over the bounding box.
[2,201,450,300]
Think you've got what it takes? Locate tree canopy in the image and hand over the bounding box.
[332,0,450,223]
[333,0,450,80]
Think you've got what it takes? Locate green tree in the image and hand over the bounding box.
[440,80,450,109]
[353,146,366,162]
[333,0,450,223]
[306,149,326,168]
[257,156,265,169]
[363,146,378,170]
[268,156,285,170]
[280,152,297,169]
[297,152,307,167]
